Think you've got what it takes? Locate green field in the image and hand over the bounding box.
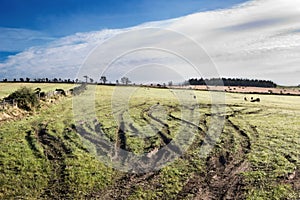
[0,84,299,199]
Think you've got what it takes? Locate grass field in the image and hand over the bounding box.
[0,84,299,199]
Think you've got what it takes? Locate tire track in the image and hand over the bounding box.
[76,121,113,156]
[140,105,170,147]
[92,171,160,199]
[168,113,204,135]
[35,123,72,199]
[178,107,258,199]
[227,118,251,152]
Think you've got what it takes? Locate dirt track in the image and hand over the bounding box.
[77,103,263,199]
[29,123,72,199]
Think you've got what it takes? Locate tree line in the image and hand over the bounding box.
[187,78,277,88]
[1,76,132,85]
[1,77,76,83]
[1,76,278,88]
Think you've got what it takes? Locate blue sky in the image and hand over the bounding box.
[0,0,247,60]
[1,0,299,85]
[0,0,247,36]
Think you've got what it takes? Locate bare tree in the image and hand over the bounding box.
[83,75,89,83]
[121,77,131,85]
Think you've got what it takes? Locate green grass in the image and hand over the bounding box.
[0,94,112,199]
[0,84,299,199]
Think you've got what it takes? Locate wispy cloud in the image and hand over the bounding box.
[0,0,300,85]
[0,27,55,52]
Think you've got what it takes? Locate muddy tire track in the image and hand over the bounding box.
[177,107,258,199]
[147,105,184,157]
[146,105,171,144]
[168,113,204,136]
[140,105,170,147]
[25,130,43,158]
[75,121,113,156]
[34,123,72,199]
[92,171,160,199]
[227,118,251,152]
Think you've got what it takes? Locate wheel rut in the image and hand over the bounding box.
[178,107,258,199]
[34,123,72,199]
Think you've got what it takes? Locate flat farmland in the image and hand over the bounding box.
[0,84,299,199]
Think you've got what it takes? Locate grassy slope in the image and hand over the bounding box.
[0,84,299,199]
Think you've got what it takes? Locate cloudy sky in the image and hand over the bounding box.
[0,0,299,85]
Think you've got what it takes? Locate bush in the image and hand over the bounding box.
[5,87,39,111]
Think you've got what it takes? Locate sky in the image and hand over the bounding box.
[0,0,247,56]
[0,0,247,36]
[0,0,299,85]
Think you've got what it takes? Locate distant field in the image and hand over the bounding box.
[176,85,300,95]
[0,84,299,199]
[0,83,75,98]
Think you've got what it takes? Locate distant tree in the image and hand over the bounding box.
[83,75,89,83]
[183,81,189,86]
[121,77,131,85]
[20,78,24,82]
[168,81,173,87]
[90,78,94,83]
[25,77,30,82]
[13,78,17,82]
[53,78,58,82]
[188,77,276,88]
[100,76,107,84]
[45,78,49,82]
[116,80,119,85]
[75,78,79,83]
[3,78,8,82]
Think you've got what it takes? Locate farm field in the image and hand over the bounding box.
[176,85,300,95]
[0,84,299,199]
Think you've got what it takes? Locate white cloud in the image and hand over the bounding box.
[1,0,300,85]
[0,27,55,52]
